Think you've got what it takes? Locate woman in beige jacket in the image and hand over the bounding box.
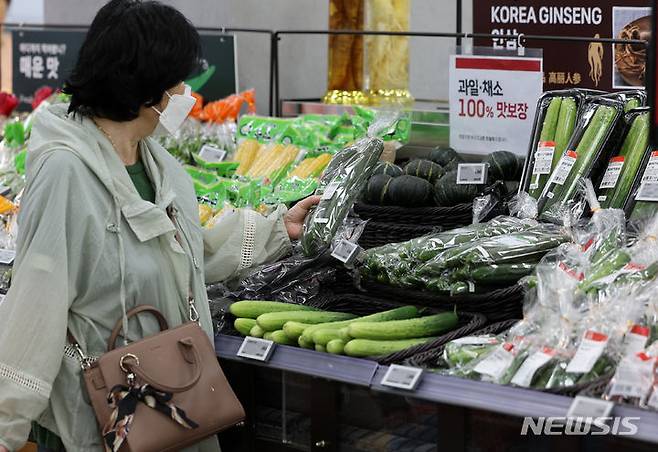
[0,1,318,451]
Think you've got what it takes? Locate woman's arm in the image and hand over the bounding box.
[0,152,82,450]
[203,196,319,284]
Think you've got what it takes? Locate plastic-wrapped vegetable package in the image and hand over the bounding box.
[626,144,658,224]
[538,97,625,224]
[600,89,646,112]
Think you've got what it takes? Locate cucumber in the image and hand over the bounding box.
[300,306,420,344]
[529,97,562,198]
[625,97,640,112]
[326,339,346,355]
[343,337,437,358]
[311,328,343,347]
[282,321,313,340]
[339,327,351,342]
[315,344,327,353]
[298,335,314,349]
[270,330,296,346]
[600,112,649,209]
[234,318,257,336]
[263,331,274,340]
[257,311,357,332]
[250,325,265,338]
[553,98,578,168]
[347,312,458,341]
[541,104,618,217]
[469,263,535,284]
[229,300,318,319]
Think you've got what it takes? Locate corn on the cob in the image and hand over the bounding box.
[235,140,260,175]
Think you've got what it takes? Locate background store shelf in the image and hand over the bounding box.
[216,334,658,444]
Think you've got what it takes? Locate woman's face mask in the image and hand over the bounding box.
[151,84,195,136]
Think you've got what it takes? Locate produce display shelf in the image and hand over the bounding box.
[280,99,449,148]
[216,334,658,444]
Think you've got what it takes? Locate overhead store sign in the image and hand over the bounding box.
[473,2,651,91]
[11,28,237,111]
[449,54,542,155]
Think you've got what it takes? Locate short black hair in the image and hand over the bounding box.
[64,0,200,121]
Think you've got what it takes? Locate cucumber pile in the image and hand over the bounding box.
[229,300,459,358]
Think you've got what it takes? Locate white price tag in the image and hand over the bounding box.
[331,239,360,264]
[567,396,614,420]
[622,325,650,357]
[549,150,577,186]
[452,336,499,346]
[640,151,658,184]
[381,364,423,390]
[456,163,488,185]
[0,249,16,265]
[198,144,227,163]
[532,141,555,175]
[511,347,555,388]
[636,183,658,202]
[321,181,340,201]
[237,336,275,362]
[566,330,608,374]
[599,157,625,189]
[473,344,515,381]
[608,354,654,399]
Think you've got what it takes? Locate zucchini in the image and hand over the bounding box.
[326,339,346,355]
[282,321,313,340]
[347,312,458,341]
[229,300,318,319]
[343,337,437,358]
[301,137,384,256]
[300,306,420,344]
[257,311,357,332]
[270,330,296,346]
[234,318,257,336]
[600,112,649,209]
[529,96,562,198]
[541,104,618,218]
[250,325,265,338]
[315,344,327,353]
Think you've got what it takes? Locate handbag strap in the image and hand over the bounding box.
[107,305,169,351]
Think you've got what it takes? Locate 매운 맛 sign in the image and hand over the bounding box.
[449,54,542,155]
[11,28,237,111]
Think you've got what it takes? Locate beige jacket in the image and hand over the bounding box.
[0,104,292,451]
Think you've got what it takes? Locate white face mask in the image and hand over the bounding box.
[151,84,195,136]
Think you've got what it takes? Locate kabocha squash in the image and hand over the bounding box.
[434,169,487,206]
[372,161,403,178]
[388,175,434,207]
[429,147,463,167]
[403,159,445,183]
[485,151,519,181]
[365,174,393,205]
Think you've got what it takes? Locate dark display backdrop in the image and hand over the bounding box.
[11,28,237,111]
[473,2,651,92]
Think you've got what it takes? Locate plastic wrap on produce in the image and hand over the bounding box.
[472,181,506,224]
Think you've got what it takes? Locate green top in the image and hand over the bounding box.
[126,158,156,203]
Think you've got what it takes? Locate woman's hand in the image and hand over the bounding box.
[0,445,8,452]
[284,195,321,240]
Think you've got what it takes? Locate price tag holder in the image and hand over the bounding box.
[198,144,227,163]
[0,249,16,265]
[237,336,275,362]
[456,163,488,185]
[331,239,360,264]
[567,396,614,420]
[381,364,423,391]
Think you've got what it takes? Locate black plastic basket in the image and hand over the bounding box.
[357,282,524,322]
[354,202,474,228]
[406,319,520,368]
[358,221,439,249]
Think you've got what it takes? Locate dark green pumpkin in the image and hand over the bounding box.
[388,175,434,207]
[484,150,519,181]
[429,147,464,167]
[403,159,445,183]
[365,174,393,205]
[434,169,487,206]
[372,161,403,178]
